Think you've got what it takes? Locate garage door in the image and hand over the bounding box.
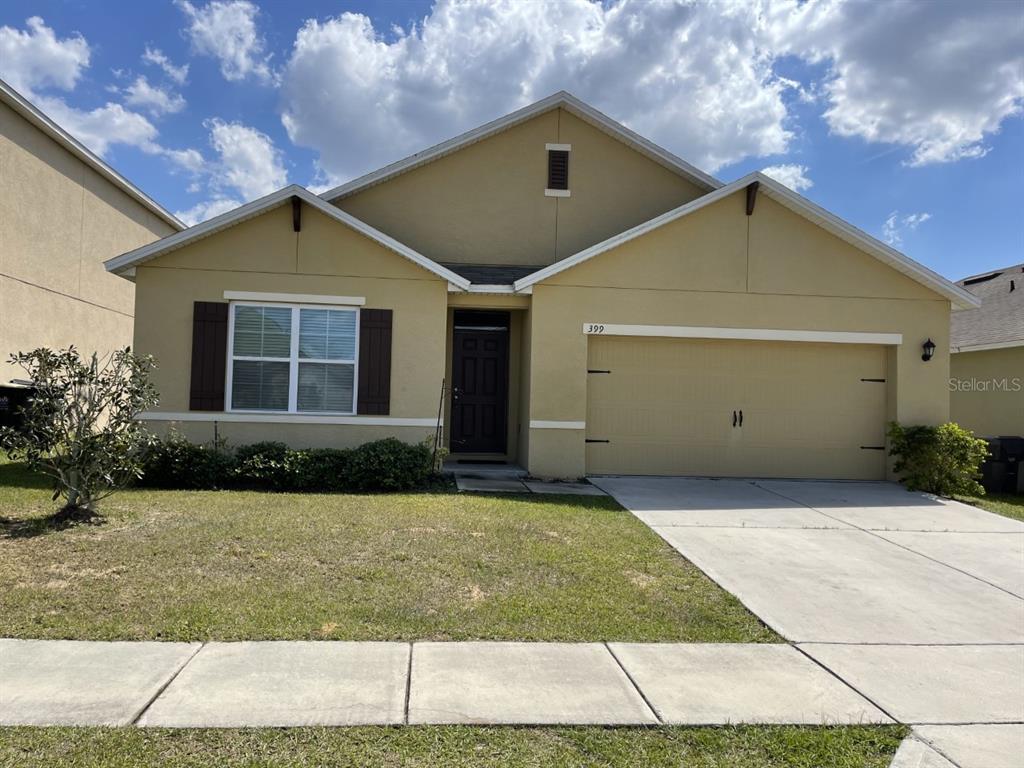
[585,336,888,479]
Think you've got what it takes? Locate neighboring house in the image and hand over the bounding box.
[950,264,1024,437]
[0,79,182,384]
[105,92,978,480]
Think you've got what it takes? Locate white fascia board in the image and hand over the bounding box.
[515,178,747,291]
[516,171,979,310]
[0,78,183,230]
[224,291,366,306]
[318,91,720,202]
[104,185,471,290]
[582,323,903,346]
[951,339,1024,353]
[139,411,440,427]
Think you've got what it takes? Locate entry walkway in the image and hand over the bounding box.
[592,476,1024,768]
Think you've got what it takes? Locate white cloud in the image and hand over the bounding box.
[770,0,1023,166]
[206,118,287,199]
[34,96,159,156]
[124,75,186,116]
[883,211,932,247]
[760,163,813,192]
[142,46,189,85]
[0,16,90,94]
[176,0,273,83]
[280,0,792,181]
[174,195,242,226]
[175,119,288,224]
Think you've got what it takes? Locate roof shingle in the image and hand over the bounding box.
[951,263,1024,350]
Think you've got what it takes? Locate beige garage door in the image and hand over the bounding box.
[586,336,888,479]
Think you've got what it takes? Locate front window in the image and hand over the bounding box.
[228,303,358,413]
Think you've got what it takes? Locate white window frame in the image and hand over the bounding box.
[225,300,360,415]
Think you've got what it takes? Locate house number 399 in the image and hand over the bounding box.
[584,324,606,334]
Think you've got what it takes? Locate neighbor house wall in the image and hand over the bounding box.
[523,192,952,478]
[336,108,705,268]
[133,204,448,449]
[950,347,1024,437]
[0,100,174,381]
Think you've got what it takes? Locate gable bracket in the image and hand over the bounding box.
[292,196,301,232]
[745,181,760,216]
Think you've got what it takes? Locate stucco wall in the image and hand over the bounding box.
[336,108,705,268]
[134,204,449,449]
[950,347,1024,437]
[525,190,952,478]
[0,100,174,381]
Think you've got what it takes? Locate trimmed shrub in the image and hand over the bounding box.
[291,448,351,492]
[887,421,990,497]
[347,437,432,491]
[140,432,235,490]
[233,442,293,490]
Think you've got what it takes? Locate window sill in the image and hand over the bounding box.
[544,189,571,198]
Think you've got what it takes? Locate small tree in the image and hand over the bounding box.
[887,422,990,497]
[0,347,158,518]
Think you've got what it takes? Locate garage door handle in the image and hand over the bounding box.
[739,410,743,427]
[733,410,737,428]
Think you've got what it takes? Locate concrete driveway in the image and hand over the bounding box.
[592,477,1024,768]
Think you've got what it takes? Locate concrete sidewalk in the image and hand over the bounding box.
[1,639,888,728]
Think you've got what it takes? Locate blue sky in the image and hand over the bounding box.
[2,0,1021,281]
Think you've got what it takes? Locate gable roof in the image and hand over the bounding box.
[951,263,1024,351]
[319,91,721,202]
[104,185,471,289]
[1,77,184,231]
[513,171,980,310]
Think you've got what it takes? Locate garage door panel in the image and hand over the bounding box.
[586,336,887,480]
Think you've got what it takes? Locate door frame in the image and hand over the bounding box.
[449,310,511,455]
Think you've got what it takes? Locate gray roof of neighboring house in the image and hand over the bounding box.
[439,263,545,285]
[951,263,1024,351]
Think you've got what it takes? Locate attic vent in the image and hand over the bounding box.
[547,149,569,191]
[963,272,1002,286]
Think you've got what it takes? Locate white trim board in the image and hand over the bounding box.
[530,420,586,430]
[515,171,980,311]
[952,339,1024,353]
[0,77,183,230]
[544,189,571,198]
[224,291,366,306]
[139,411,440,427]
[318,91,719,202]
[104,185,472,290]
[545,143,572,151]
[582,324,903,346]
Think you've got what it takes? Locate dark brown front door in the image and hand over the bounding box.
[451,311,509,454]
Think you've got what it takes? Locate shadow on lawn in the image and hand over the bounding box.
[0,460,106,539]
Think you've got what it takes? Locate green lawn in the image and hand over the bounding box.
[0,725,908,768]
[0,462,776,643]
[956,491,1024,521]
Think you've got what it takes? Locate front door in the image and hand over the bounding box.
[451,311,509,454]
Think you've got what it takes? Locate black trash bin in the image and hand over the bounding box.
[983,437,1024,494]
[0,384,35,430]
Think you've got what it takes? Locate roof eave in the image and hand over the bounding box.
[318,91,721,203]
[104,185,471,290]
[0,77,184,231]
[515,171,979,311]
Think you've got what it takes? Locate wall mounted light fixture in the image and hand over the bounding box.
[921,338,936,362]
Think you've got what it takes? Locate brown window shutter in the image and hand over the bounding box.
[547,149,569,190]
[357,308,392,415]
[189,301,229,411]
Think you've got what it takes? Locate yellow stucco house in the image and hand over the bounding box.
[950,264,1024,437]
[1,79,183,384]
[105,93,979,480]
